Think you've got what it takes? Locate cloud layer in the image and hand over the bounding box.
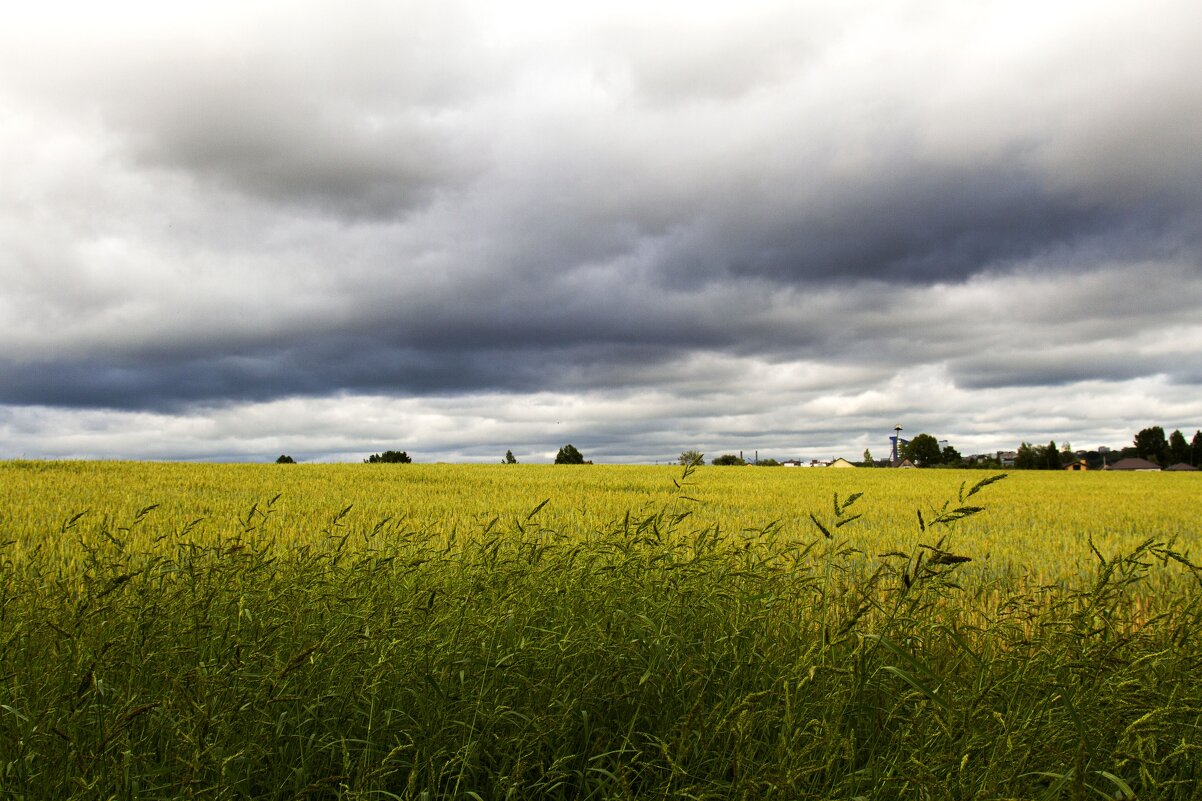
[2,1,1200,461]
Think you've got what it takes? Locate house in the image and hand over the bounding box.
[1165,462,1199,471]
[997,451,1018,467]
[894,459,916,469]
[828,457,856,468]
[780,459,803,467]
[1105,457,1162,471]
[1064,460,1088,471]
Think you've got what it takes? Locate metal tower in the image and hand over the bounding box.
[889,425,904,464]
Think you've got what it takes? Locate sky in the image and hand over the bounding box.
[2,1,1201,464]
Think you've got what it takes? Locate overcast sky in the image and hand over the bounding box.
[2,1,1200,463]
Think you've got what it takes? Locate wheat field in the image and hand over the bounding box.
[3,460,1198,580]
[2,460,1200,799]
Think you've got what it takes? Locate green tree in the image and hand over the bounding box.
[1168,429,1189,465]
[365,450,411,463]
[711,454,746,466]
[275,454,295,464]
[555,444,585,464]
[678,449,704,467]
[901,433,941,467]
[503,449,518,464]
[1192,430,1202,467]
[1014,442,1039,470]
[1133,426,1170,465]
[862,448,874,467]
[1041,441,1060,470]
[940,445,962,467]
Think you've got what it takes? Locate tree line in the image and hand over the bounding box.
[276,445,593,465]
[273,426,1201,469]
[898,426,1202,469]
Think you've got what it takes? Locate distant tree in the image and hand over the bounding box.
[1041,441,1061,470]
[554,444,585,464]
[901,433,941,467]
[275,454,295,464]
[862,448,874,467]
[678,449,704,467]
[755,458,781,467]
[503,449,518,464]
[711,454,746,466]
[1133,426,1170,465]
[1192,431,1202,467]
[1168,429,1190,465]
[1014,442,1039,470]
[940,445,962,467]
[1080,450,1106,470]
[365,450,412,464]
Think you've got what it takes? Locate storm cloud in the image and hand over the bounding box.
[1,1,1200,462]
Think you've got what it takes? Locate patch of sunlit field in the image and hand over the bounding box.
[2,460,1198,582]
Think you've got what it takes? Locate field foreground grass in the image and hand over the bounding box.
[1,462,1201,799]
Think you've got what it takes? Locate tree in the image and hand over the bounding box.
[1133,426,1170,465]
[1169,429,1190,465]
[862,449,874,467]
[365,450,412,463]
[755,458,781,467]
[555,444,585,464]
[1117,445,1140,460]
[711,454,746,466]
[1014,442,1039,470]
[901,433,941,467]
[679,449,704,467]
[503,449,518,464]
[1041,441,1060,470]
[275,454,295,464]
[1192,431,1202,467]
[940,445,962,467]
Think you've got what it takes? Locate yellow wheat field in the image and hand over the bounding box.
[2,460,1198,581]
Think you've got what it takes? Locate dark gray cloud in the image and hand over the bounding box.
[951,352,1170,391]
[660,163,1133,285]
[1,1,1201,461]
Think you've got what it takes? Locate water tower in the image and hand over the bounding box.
[889,425,904,464]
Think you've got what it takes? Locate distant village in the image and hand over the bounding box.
[727,424,1202,472]
[336,425,1202,469]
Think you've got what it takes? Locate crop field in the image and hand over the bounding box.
[2,460,1201,799]
[3,460,1199,580]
